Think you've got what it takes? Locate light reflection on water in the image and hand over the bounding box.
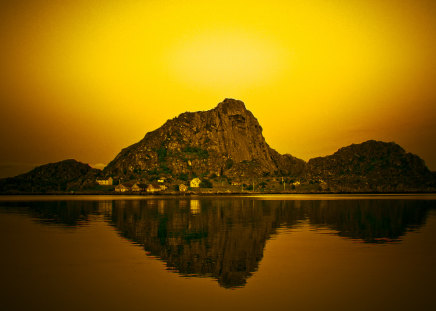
[0,196,435,310]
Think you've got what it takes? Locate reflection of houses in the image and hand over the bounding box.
[97,201,113,215]
[179,184,188,192]
[190,178,201,188]
[115,184,130,192]
[190,200,201,214]
[292,181,301,186]
[96,177,113,185]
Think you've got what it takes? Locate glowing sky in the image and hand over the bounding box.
[1,0,435,177]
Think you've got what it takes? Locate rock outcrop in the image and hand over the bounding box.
[104,98,305,180]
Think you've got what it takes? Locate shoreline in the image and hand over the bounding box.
[1,191,436,196]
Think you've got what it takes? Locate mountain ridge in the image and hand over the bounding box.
[0,98,434,193]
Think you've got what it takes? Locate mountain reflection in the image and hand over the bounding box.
[305,200,431,243]
[109,199,432,288]
[0,198,434,288]
[0,200,111,226]
[110,199,291,288]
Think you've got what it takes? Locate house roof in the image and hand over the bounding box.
[116,184,129,188]
[96,176,112,181]
[119,182,135,188]
[148,183,161,188]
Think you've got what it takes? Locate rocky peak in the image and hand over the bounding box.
[215,98,247,115]
[104,99,303,180]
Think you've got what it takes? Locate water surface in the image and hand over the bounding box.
[1,195,435,310]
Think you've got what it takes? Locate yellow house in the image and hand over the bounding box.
[190,178,201,188]
[96,177,113,186]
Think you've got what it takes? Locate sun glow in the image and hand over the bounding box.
[166,30,289,90]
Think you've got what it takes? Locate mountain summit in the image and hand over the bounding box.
[104,98,305,180]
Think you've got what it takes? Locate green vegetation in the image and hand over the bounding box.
[182,146,209,159]
[178,173,189,181]
[157,147,167,162]
[159,163,172,174]
[200,179,213,188]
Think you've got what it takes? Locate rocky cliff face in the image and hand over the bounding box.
[306,140,435,192]
[0,159,100,193]
[104,98,305,180]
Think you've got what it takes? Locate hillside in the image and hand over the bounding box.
[305,140,435,192]
[0,159,100,193]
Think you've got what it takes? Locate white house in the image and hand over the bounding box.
[96,177,113,186]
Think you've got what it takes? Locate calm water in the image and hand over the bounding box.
[1,195,435,311]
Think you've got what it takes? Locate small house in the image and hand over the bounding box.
[147,183,164,193]
[190,178,201,188]
[96,177,113,186]
[157,177,166,183]
[131,183,147,192]
[115,183,130,192]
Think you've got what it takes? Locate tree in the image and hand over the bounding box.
[200,179,213,188]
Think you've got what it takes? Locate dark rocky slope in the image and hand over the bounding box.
[0,159,100,193]
[305,140,435,192]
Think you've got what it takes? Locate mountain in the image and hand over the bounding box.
[0,159,100,193]
[104,98,434,191]
[104,98,305,181]
[1,99,434,193]
[305,140,435,192]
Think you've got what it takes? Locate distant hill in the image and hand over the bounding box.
[0,159,100,193]
[306,140,435,192]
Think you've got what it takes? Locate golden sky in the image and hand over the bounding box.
[1,0,435,177]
